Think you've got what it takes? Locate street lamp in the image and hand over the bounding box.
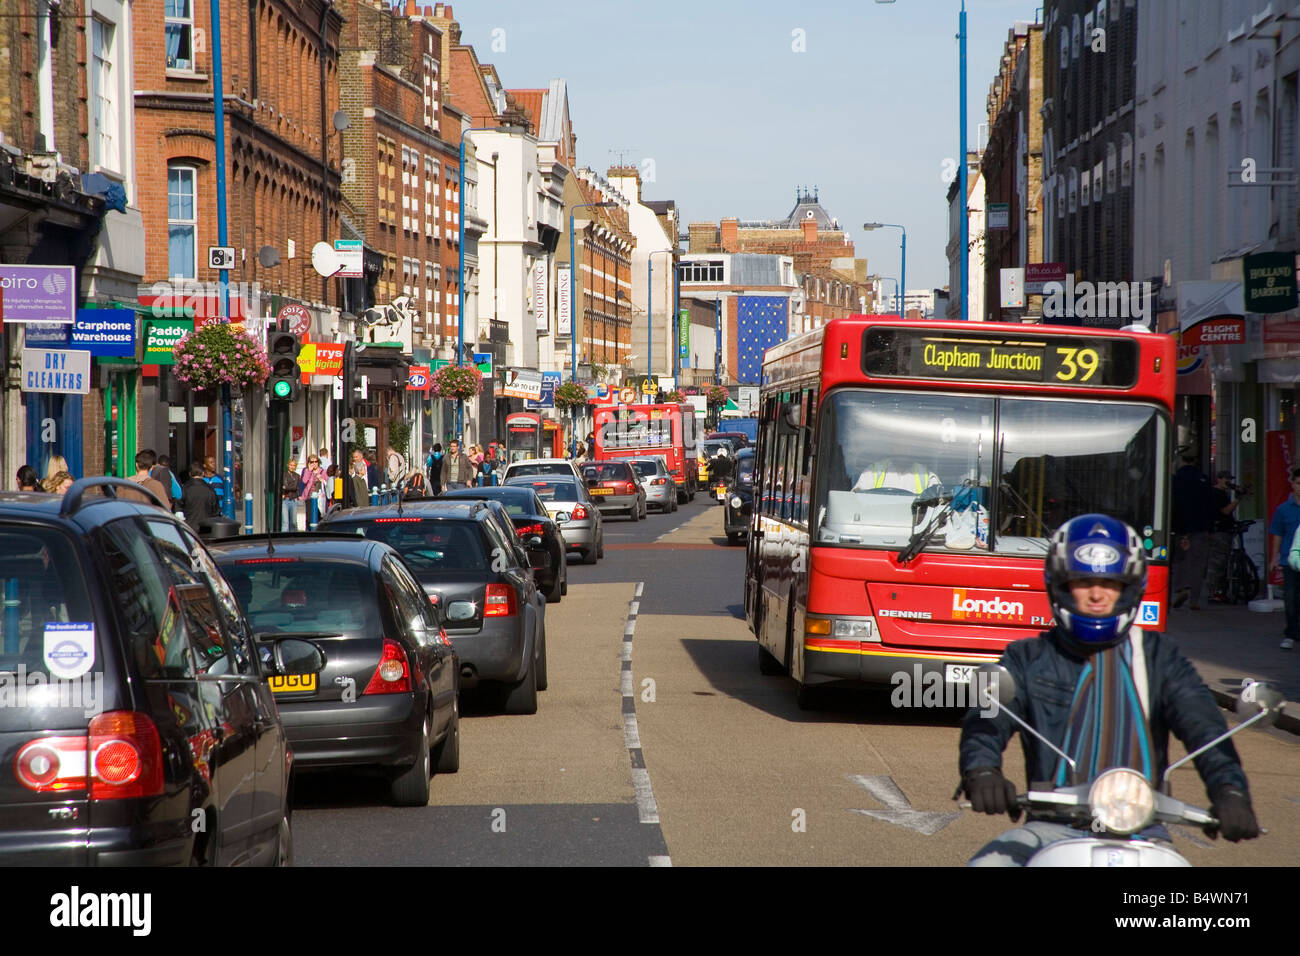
[864,222,906,317]
[569,200,617,457]
[647,248,673,392]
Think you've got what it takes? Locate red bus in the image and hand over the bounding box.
[592,403,698,502]
[746,318,1176,708]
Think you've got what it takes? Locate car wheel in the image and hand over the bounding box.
[597,535,604,559]
[502,658,538,715]
[432,695,460,774]
[546,569,563,603]
[582,546,598,565]
[561,571,568,596]
[273,812,293,867]
[536,623,549,692]
[389,711,432,806]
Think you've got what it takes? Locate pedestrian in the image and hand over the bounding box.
[350,449,380,500]
[42,471,74,495]
[121,449,170,508]
[1269,466,1300,650]
[318,447,332,476]
[1206,470,1243,603]
[476,453,496,487]
[386,443,407,487]
[44,454,70,484]
[181,460,220,529]
[151,454,182,510]
[299,454,328,522]
[402,469,429,499]
[1171,454,1214,610]
[440,439,474,490]
[16,465,40,491]
[349,458,371,508]
[281,457,301,531]
[325,463,342,512]
[203,456,227,502]
[427,443,444,495]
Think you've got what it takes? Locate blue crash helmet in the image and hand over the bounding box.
[1044,514,1147,651]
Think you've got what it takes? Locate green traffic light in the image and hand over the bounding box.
[273,380,292,398]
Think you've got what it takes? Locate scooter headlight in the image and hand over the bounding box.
[1087,768,1155,834]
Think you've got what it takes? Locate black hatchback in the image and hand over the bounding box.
[0,478,291,866]
[438,485,567,602]
[209,533,460,807]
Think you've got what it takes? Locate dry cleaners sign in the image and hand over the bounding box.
[22,348,91,394]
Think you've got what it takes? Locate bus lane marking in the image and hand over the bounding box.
[846,774,962,836]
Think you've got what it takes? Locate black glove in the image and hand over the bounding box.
[962,767,1021,822]
[1209,786,1259,842]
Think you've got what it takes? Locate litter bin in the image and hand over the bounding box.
[197,515,241,542]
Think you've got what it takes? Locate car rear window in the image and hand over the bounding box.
[519,480,581,502]
[506,463,571,478]
[626,460,659,477]
[326,519,489,572]
[216,558,382,638]
[0,525,101,730]
[583,463,633,482]
[443,489,533,517]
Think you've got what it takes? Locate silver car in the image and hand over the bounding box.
[504,475,605,564]
[501,458,584,484]
[618,457,678,513]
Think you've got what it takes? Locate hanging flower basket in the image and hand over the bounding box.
[554,381,589,410]
[661,389,685,404]
[172,322,270,392]
[705,384,730,407]
[430,362,483,400]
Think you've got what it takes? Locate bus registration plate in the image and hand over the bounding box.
[945,664,974,685]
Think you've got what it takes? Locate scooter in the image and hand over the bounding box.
[964,662,1285,867]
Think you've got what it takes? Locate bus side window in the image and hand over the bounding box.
[797,388,815,523]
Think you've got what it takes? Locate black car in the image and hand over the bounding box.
[0,478,291,866]
[319,501,549,714]
[209,533,460,807]
[724,449,756,545]
[438,486,568,602]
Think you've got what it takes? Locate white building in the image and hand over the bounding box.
[604,166,677,379]
[946,153,985,319]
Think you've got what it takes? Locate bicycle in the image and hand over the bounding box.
[1223,519,1260,604]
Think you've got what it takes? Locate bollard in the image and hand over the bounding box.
[308,496,319,531]
[369,486,379,507]
[244,493,254,534]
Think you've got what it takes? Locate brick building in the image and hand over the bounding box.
[569,169,634,371]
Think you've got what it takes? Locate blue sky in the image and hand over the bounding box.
[454,0,1042,292]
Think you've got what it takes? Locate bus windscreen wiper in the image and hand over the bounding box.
[896,484,961,565]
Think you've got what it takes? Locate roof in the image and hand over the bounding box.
[507,88,546,135]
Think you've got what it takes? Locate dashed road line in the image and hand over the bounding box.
[622,581,670,866]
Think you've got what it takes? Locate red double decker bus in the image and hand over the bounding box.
[592,402,698,502]
[745,318,1175,708]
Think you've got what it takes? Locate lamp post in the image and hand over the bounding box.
[569,201,617,456]
[959,0,969,321]
[209,0,234,518]
[457,125,502,443]
[647,248,673,396]
[863,222,906,317]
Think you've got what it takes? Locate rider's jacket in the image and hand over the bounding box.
[960,627,1249,795]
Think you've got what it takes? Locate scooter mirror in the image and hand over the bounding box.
[1235,680,1285,725]
[976,662,1016,708]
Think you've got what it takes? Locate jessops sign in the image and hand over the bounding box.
[0,265,76,323]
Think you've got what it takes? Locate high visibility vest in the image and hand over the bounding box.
[865,461,927,493]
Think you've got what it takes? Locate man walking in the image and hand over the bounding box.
[1268,466,1300,650]
[121,449,171,509]
[440,439,474,491]
[181,461,220,530]
[1206,470,1242,603]
[1171,454,1214,610]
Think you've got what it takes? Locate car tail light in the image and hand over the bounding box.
[375,517,421,523]
[651,477,667,485]
[15,737,86,792]
[363,638,411,695]
[515,522,546,537]
[15,713,166,799]
[570,505,588,520]
[621,482,636,494]
[484,582,517,617]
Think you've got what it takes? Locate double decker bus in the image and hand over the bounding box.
[746,317,1175,708]
[592,402,697,502]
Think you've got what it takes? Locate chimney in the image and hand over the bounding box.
[801,217,817,243]
[720,218,738,251]
[405,0,416,16]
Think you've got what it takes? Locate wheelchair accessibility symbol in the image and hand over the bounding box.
[1139,601,1160,625]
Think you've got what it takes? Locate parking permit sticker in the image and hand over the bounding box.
[44,623,95,679]
[1139,601,1160,627]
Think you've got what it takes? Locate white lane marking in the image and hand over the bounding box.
[621,643,632,662]
[648,855,672,867]
[631,768,660,824]
[622,581,669,849]
[628,601,640,616]
[634,581,644,598]
[620,669,634,697]
[623,713,641,750]
[846,774,961,836]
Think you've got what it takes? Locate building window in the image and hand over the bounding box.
[91,18,118,170]
[165,0,194,71]
[168,165,197,278]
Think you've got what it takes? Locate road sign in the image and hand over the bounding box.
[334,239,363,278]
[208,246,236,270]
[277,303,312,336]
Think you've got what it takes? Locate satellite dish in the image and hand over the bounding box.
[258,245,281,268]
[332,110,350,132]
[311,241,341,277]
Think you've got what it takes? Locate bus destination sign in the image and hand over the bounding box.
[862,328,1138,388]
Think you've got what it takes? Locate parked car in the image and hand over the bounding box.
[504,475,605,564]
[617,456,678,513]
[0,478,291,865]
[209,532,460,807]
[723,448,756,545]
[438,485,568,602]
[501,458,584,484]
[319,501,548,714]
[579,460,647,521]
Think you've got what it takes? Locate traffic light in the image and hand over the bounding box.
[268,330,301,402]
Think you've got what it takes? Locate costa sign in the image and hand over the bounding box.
[277,303,312,336]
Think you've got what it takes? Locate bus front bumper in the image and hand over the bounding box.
[802,638,998,691]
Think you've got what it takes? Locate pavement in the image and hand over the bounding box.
[1166,598,1300,735]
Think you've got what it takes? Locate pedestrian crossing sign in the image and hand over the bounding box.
[1139,601,1160,626]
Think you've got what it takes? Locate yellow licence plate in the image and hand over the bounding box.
[590,487,612,495]
[269,673,317,694]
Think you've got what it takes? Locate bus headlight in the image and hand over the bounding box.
[806,617,877,641]
[1088,768,1155,834]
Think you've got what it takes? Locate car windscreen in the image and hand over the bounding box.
[513,479,582,503]
[324,519,489,571]
[735,456,755,484]
[0,525,100,731]
[216,557,383,638]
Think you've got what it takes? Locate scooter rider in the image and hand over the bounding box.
[958,513,1259,866]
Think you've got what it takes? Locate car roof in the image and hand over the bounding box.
[321,500,488,521]
[0,481,180,533]
[207,532,389,565]
[505,458,573,466]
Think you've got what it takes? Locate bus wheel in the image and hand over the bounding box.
[757,642,784,676]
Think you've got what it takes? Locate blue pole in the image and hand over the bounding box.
[370,486,378,507]
[647,255,652,394]
[569,210,577,456]
[210,0,234,518]
[243,492,253,534]
[901,228,907,319]
[959,0,969,320]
